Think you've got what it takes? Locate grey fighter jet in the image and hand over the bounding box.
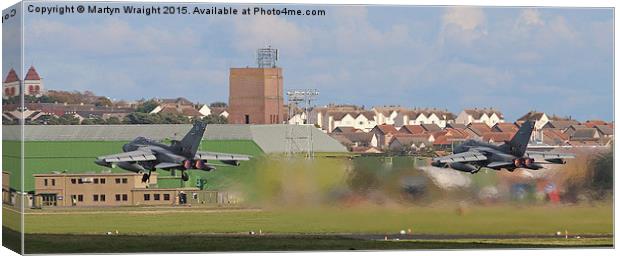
[431,120,574,173]
[95,121,251,182]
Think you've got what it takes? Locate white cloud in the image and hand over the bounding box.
[548,16,576,40]
[517,9,544,27]
[231,16,310,57]
[442,6,485,31]
[440,7,487,44]
[27,18,200,55]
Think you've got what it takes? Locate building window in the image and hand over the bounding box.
[122,178,128,184]
[154,194,160,201]
[115,194,121,201]
[94,178,99,184]
[51,179,55,186]
[144,194,150,201]
[122,194,128,201]
[245,115,250,124]
[71,178,76,184]
[100,178,106,184]
[44,179,48,186]
[115,178,121,184]
[78,195,83,202]
[163,194,170,201]
[93,195,99,201]
[78,179,83,184]
[100,194,106,202]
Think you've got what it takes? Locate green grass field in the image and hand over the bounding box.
[3,204,612,253]
[4,204,612,235]
[2,139,264,191]
[23,235,614,253]
[1,227,610,254]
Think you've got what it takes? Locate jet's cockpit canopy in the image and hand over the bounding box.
[133,136,156,144]
[461,140,476,146]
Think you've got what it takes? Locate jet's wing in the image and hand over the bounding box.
[524,151,575,159]
[432,151,487,164]
[96,149,156,163]
[155,162,181,169]
[194,151,252,161]
[487,162,514,169]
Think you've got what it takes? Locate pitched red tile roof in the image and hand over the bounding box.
[373,124,399,135]
[400,125,425,134]
[421,123,442,132]
[543,120,580,130]
[492,123,519,133]
[24,66,40,80]
[332,127,361,133]
[517,111,545,121]
[542,129,569,145]
[482,132,515,143]
[467,123,492,136]
[463,108,504,119]
[583,120,607,128]
[444,128,469,138]
[594,125,613,136]
[4,68,19,83]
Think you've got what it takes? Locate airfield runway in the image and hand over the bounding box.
[344,233,613,241]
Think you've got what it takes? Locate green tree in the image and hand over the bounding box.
[81,119,95,125]
[106,116,122,124]
[94,97,113,107]
[123,112,151,124]
[135,100,159,113]
[58,114,81,125]
[159,113,191,124]
[589,150,613,197]
[202,114,228,124]
[209,102,228,108]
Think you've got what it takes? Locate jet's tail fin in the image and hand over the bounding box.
[178,121,207,157]
[505,120,535,157]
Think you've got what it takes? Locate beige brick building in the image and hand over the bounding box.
[2,171,11,205]
[33,172,238,208]
[228,68,284,124]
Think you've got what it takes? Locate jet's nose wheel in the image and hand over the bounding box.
[141,170,153,183]
[142,173,150,183]
[181,171,189,182]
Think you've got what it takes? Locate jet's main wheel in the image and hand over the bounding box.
[181,172,189,181]
[141,173,149,183]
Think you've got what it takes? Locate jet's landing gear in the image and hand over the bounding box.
[181,171,189,182]
[141,170,153,183]
[470,166,482,174]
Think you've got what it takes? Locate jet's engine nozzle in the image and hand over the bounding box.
[194,160,216,171]
[431,160,448,168]
[449,162,478,173]
[116,162,145,173]
[514,158,536,168]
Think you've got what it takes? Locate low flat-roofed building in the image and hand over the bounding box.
[33,172,236,208]
[34,172,158,207]
[2,171,11,205]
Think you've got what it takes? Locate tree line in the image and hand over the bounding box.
[15,112,227,125]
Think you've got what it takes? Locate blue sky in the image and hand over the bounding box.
[7,3,614,121]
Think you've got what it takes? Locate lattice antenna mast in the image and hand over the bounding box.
[285,89,319,158]
[257,46,278,68]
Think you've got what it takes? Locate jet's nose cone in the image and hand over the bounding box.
[95,159,111,167]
